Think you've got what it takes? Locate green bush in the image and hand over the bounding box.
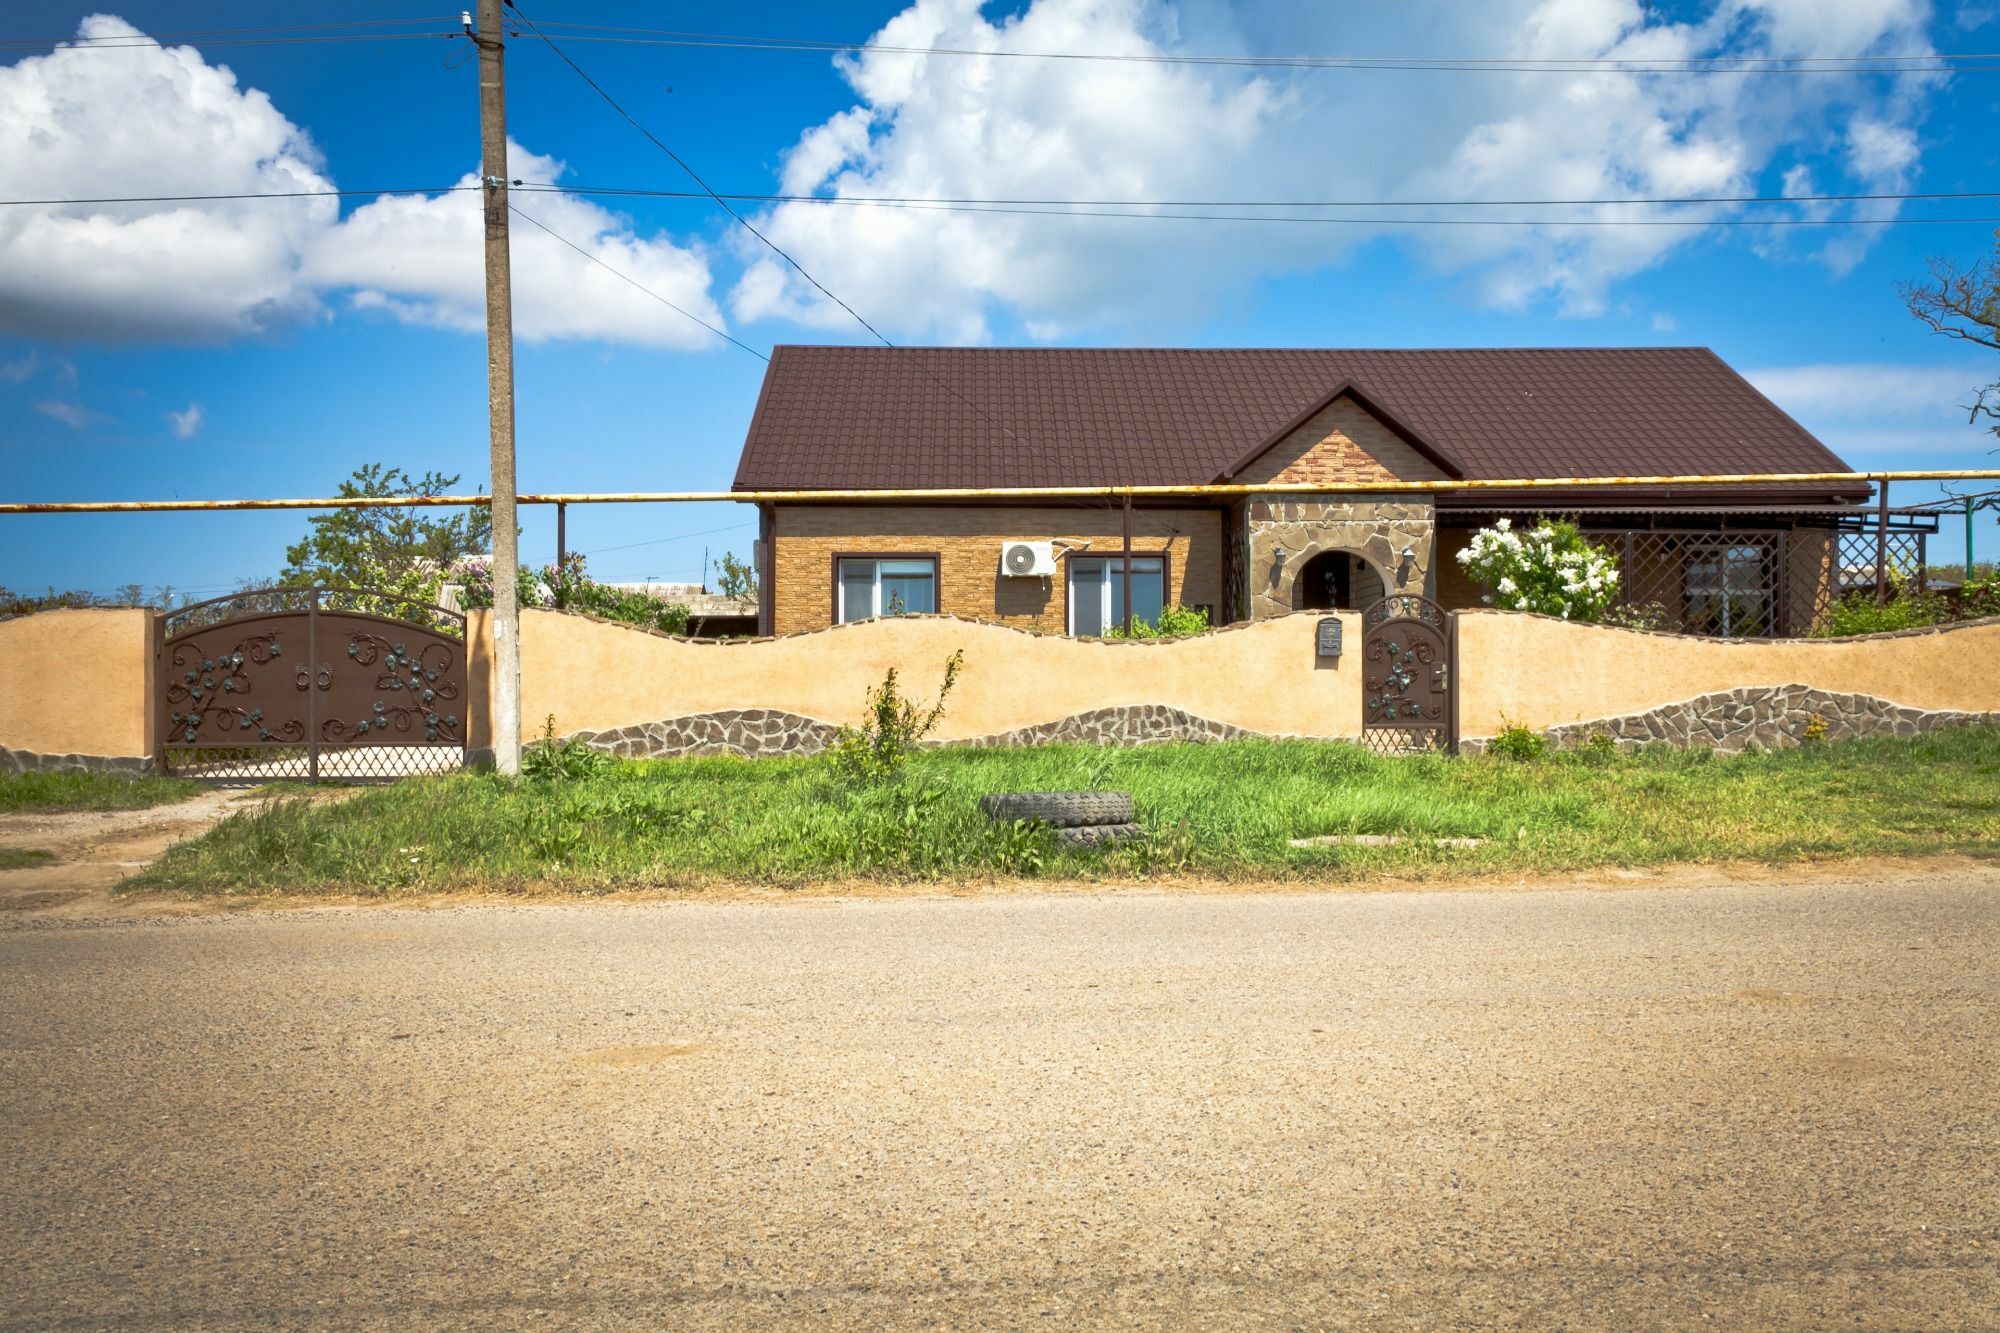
[829,650,965,783]
[521,714,609,781]
[456,553,690,636]
[1105,604,1212,640]
[1576,732,1619,765]
[1488,722,1548,762]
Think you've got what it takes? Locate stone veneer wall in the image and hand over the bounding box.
[1459,684,1995,756]
[0,745,156,776]
[570,704,1261,760]
[1245,497,1435,620]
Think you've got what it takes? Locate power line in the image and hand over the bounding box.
[0,187,474,207]
[582,520,754,557]
[538,201,2000,228]
[0,17,455,47]
[5,183,1995,229]
[505,202,767,361]
[518,23,2000,76]
[503,0,1051,462]
[0,32,458,51]
[525,185,2000,210]
[503,5,906,354]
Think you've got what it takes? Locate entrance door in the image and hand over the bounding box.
[1296,550,1385,611]
[1359,594,1455,754]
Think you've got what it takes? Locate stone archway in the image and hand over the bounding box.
[1247,497,1436,621]
[1293,549,1387,611]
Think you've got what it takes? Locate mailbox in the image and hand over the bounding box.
[1316,616,1342,661]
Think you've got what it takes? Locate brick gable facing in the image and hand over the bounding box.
[1231,396,1450,487]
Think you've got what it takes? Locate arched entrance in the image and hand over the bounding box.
[1293,550,1386,612]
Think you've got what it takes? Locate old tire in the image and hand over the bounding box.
[1054,822,1147,849]
[979,790,1135,828]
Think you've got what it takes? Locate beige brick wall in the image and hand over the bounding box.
[1233,396,1450,487]
[770,505,1224,635]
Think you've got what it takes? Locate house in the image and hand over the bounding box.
[732,347,1880,640]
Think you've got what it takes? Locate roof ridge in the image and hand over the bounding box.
[767,343,1720,354]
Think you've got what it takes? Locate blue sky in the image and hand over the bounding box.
[3,0,1998,598]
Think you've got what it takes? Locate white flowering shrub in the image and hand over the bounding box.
[1455,518,1621,621]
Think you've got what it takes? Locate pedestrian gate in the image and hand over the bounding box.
[1359,594,1456,755]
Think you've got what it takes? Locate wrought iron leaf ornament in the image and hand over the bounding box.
[162,631,298,745]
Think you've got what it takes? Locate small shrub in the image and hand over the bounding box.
[1813,588,1944,637]
[983,817,1050,874]
[1803,714,1830,745]
[1104,604,1211,640]
[522,714,609,781]
[1488,722,1548,762]
[829,650,965,783]
[1576,731,1619,765]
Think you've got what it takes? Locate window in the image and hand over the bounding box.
[835,557,937,622]
[1683,542,1772,637]
[1067,556,1165,635]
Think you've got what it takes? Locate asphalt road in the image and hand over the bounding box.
[3,874,1996,1329]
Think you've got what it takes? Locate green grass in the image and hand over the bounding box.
[125,728,2000,898]
[0,771,201,813]
[0,847,56,870]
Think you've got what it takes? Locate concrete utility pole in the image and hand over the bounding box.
[476,0,521,774]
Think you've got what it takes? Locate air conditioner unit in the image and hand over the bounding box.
[999,540,1056,578]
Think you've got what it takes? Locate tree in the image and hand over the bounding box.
[713,549,759,601]
[280,465,492,594]
[1902,234,2000,452]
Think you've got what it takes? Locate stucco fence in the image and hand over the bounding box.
[465,608,2000,762]
[4,607,1996,774]
[0,609,157,774]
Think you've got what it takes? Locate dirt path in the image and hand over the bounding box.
[0,788,275,916]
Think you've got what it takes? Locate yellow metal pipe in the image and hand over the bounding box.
[3,469,1998,514]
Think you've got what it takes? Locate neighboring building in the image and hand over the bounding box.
[732,346,1881,639]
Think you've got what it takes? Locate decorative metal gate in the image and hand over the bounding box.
[1360,594,1456,755]
[158,588,468,781]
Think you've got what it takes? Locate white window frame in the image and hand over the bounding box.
[835,556,937,623]
[1066,556,1165,636]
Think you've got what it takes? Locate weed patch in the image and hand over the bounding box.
[127,729,2000,897]
[0,771,201,813]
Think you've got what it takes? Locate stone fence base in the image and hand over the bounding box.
[1459,684,1997,756]
[0,745,157,776]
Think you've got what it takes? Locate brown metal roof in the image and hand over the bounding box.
[732,346,1861,502]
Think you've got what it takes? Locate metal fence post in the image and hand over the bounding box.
[307,588,320,784]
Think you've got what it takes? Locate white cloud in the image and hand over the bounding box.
[167,402,203,439]
[34,398,100,428]
[0,15,334,340]
[0,17,725,349]
[1745,362,1990,421]
[733,0,1946,337]
[309,144,727,349]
